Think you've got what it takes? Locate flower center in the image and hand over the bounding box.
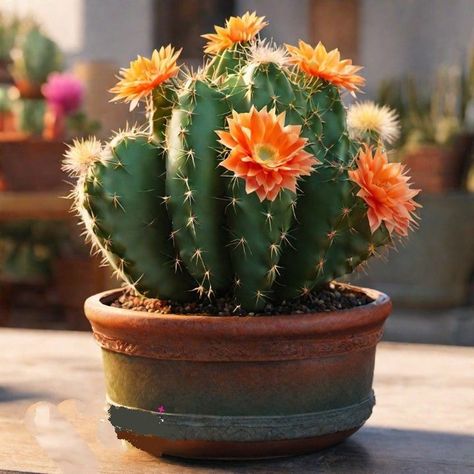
[255,144,279,167]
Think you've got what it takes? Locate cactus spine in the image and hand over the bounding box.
[66,13,419,311]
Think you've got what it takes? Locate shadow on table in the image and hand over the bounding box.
[158,427,474,473]
[0,386,47,403]
[20,401,474,474]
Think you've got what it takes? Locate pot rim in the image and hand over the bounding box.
[85,285,391,361]
[85,284,391,339]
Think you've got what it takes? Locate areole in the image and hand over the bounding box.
[85,285,391,459]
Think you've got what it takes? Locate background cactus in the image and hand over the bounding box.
[10,25,63,89]
[66,13,419,311]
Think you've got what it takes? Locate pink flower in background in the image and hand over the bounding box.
[42,72,84,115]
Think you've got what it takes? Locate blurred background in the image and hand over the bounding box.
[0,0,473,344]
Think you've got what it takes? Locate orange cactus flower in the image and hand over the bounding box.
[202,12,268,55]
[110,45,181,110]
[217,107,318,201]
[349,145,421,237]
[285,40,365,93]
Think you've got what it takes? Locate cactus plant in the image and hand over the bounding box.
[10,25,63,96]
[65,12,420,311]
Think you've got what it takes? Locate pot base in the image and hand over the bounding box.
[107,393,374,460]
[117,427,360,460]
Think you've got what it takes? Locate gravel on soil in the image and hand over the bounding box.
[110,282,373,316]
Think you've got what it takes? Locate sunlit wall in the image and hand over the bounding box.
[3,0,473,97]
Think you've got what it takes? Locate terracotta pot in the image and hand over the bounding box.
[14,80,43,99]
[43,105,65,141]
[0,111,15,132]
[403,139,469,194]
[84,285,391,460]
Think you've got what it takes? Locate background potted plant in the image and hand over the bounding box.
[9,23,63,99]
[65,12,420,460]
[377,52,474,194]
[42,72,85,140]
[0,19,66,191]
[0,22,99,193]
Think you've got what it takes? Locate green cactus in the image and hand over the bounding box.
[66,13,419,311]
[12,98,45,135]
[10,26,63,88]
[77,132,195,301]
[166,79,233,296]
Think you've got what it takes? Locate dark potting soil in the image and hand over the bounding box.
[110,282,373,316]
